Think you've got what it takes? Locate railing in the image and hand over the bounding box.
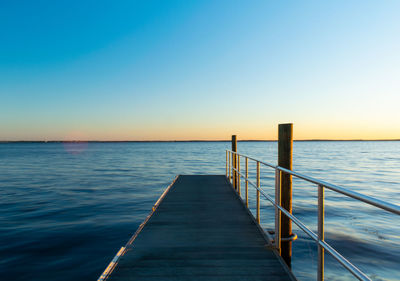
[226,150,400,281]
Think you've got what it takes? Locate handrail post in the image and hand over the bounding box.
[226,151,228,178]
[278,123,293,267]
[233,154,236,189]
[232,135,237,189]
[231,154,234,187]
[237,155,241,195]
[318,184,325,281]
[245,157,248,207]
[256,161,260,224]
[275,169,281,255]
[228,152,231,183]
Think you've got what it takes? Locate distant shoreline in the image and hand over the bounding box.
[0,139,399,143]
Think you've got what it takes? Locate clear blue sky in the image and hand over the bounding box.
[1,0,399,140]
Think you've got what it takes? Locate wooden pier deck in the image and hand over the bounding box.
[104,175,295,281]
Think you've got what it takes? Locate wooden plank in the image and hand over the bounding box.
[105,175,295,281]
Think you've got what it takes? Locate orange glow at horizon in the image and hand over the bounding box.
[41,122,399,141]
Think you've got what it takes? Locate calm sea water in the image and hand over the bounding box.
[0,141,399,281]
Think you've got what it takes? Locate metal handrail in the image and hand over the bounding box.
[226,150,400,281]
[227,150,400,215]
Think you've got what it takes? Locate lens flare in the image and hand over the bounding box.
[63,131,88,154]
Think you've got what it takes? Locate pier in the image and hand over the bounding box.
[101,175,294,281]
[99,124,400,281]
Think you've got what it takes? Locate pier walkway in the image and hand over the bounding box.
[103,175,294,281]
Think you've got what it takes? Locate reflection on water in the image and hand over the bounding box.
[0,141,399,280]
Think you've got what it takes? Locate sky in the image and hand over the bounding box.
[1,0,399,141]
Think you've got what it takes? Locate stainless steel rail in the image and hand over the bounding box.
[227,151,400,215]
[226,150,400,281]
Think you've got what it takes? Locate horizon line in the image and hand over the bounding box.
[1,139,400,143]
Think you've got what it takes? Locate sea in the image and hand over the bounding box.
[0,141,399,281]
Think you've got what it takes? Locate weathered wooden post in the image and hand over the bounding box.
[232,135,237,189]
[278,123,293,267]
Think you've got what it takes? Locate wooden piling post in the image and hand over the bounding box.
[278,123,293,267]
[232,135,237,189]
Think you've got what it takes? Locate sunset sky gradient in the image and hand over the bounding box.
[1,0,399,140]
